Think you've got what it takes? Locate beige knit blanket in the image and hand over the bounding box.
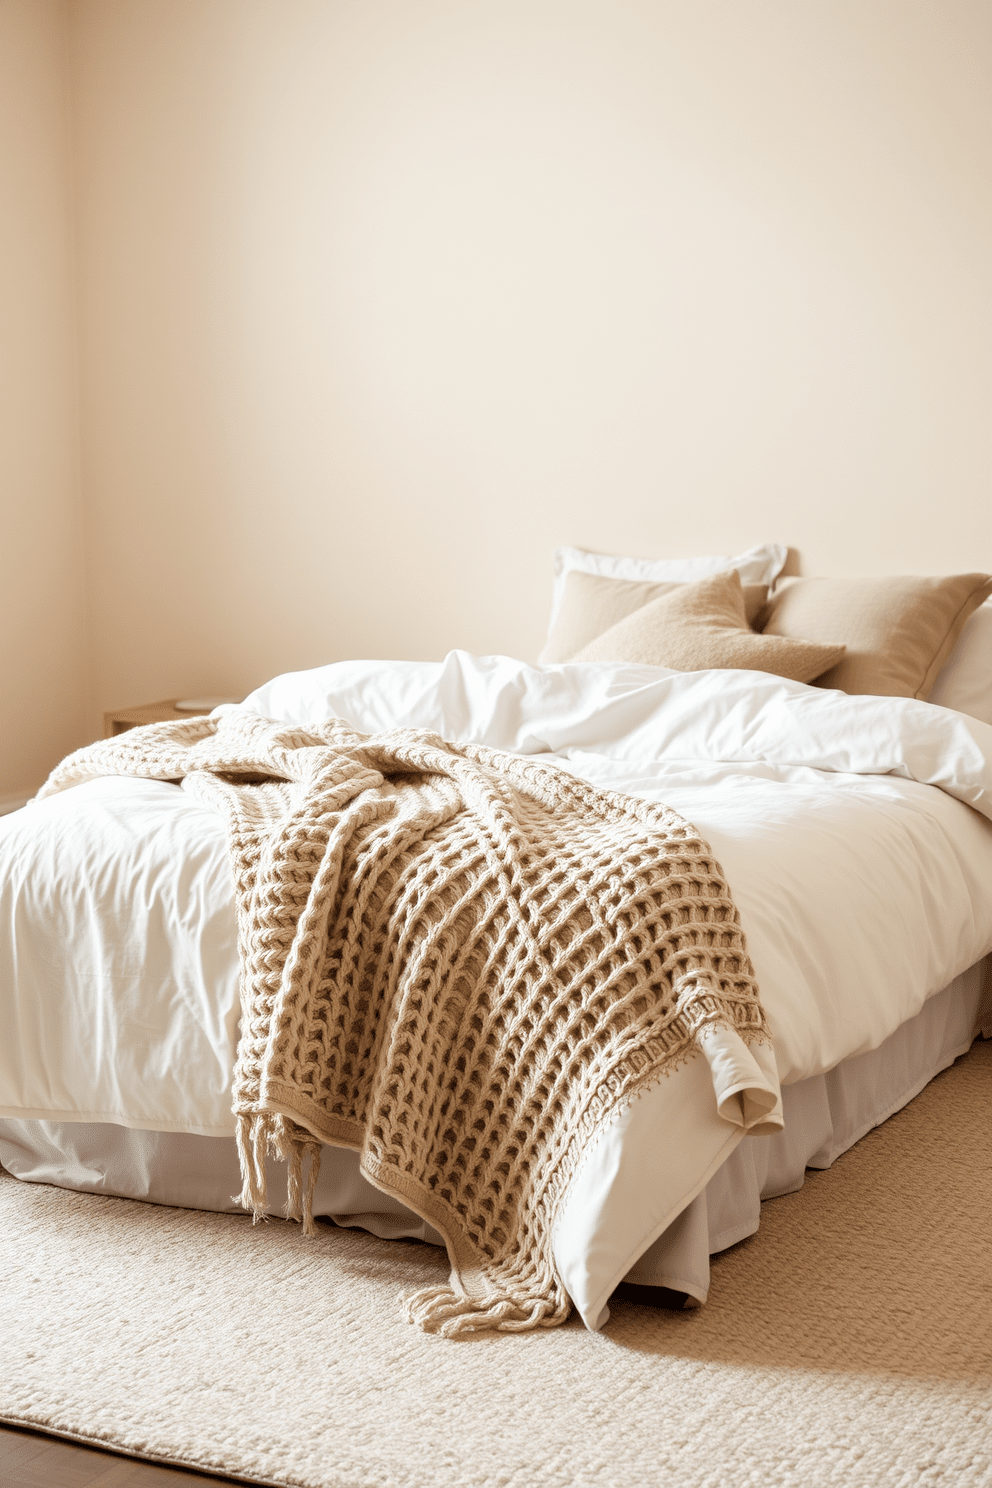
[41,711,768,1335]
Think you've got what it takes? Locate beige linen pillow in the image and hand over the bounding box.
[571,570,845,683]
[540,570,770,664]
[545,542,788,642]
[759,574,992,699]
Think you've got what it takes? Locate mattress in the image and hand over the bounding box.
[4,652,992,1328]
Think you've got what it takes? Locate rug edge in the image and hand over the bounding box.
[0,1411,292,1488]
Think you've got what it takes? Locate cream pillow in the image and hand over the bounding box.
[759,574,992,699]
[546,542,788,642]
[925,599,992,725]
[571,570,845,683]
[540,570,770,664]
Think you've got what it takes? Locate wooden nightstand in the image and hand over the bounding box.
[103,700,219,738]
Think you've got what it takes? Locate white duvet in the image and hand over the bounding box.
[3,653,992,1327]
[239,652,992,1072]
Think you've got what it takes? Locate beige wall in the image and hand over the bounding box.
[0,0,88,802]
[7,1,992,787]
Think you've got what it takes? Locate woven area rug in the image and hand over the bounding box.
[2,1039,990,1488]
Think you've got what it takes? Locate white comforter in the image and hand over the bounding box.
[3,654,991,1326]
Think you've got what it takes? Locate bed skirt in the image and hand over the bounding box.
[1,960,987,1308]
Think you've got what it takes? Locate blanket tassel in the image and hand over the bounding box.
[284,1136,322,1237]
[235,1112,270,1222]
[402,1284,566,1338]
[235,1114,322,1235]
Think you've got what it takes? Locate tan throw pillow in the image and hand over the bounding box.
[571,570,845,683]
[759,573,992,699]
[540,570,769,664]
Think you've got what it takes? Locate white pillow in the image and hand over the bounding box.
[928,599,992,726]
[546,542,788,641]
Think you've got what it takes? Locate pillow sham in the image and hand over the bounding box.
[540,570,769,664]
[928,599,992,725]
[546,541,788,639]
[571,570,845,683]
[758,573,992,700]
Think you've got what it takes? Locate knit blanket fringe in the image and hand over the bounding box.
[40,711,769,1336]
[236,1113,322,1237]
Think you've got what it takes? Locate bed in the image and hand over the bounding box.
[2,544,991,1333]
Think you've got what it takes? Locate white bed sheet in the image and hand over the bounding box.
[3,653,992,1328]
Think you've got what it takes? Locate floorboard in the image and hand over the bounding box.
[0,1425,248,1488]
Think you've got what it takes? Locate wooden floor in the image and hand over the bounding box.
[0,1425,247,1487]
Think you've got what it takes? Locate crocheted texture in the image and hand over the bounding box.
[40,712,768,1335]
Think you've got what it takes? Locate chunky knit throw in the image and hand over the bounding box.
[41,711,768,1335]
